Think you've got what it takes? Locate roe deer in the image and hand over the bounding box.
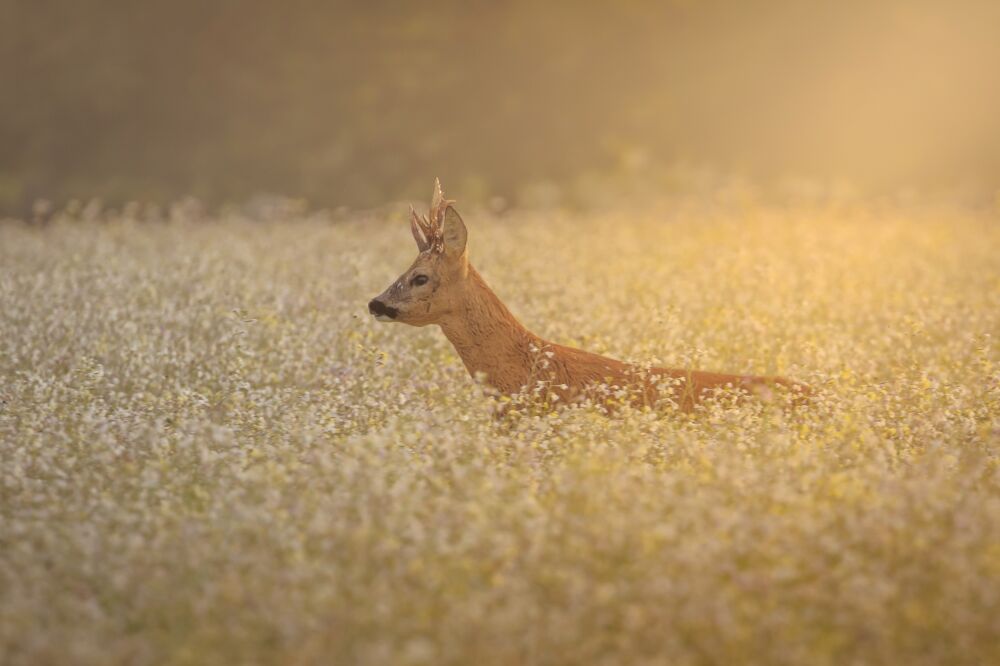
[369,180,809,412]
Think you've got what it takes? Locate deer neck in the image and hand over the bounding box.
[438,265,542,394]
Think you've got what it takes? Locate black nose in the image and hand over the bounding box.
[368,299,398,318]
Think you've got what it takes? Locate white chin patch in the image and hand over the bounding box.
[373,314,396,323]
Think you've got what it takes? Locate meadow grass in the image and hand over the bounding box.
[1,198,998,665]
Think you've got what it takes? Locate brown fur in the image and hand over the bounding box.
[370,180,810,412]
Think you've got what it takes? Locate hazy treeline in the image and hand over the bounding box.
[2,0,999,213]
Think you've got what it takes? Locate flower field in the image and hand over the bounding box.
[1,197,998,665]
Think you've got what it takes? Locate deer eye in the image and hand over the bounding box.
[410,274,429,287]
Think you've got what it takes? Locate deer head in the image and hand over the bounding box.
[368,179,469,326]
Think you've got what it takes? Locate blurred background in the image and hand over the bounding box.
[2,0,999,215]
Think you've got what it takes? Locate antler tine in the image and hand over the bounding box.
[409,204,430,251]
[418,211,436,239]
[430,178,455,217]
[431,178,444,212]
[428,177,457,229]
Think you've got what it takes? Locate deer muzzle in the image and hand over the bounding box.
[368,298,399,321]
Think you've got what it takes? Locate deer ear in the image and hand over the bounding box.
[441,205,467,258]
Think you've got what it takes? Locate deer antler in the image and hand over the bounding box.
[428,177,456,228]
[431,177,444,214]
[409,204,431,251]
[408,178,455,253]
